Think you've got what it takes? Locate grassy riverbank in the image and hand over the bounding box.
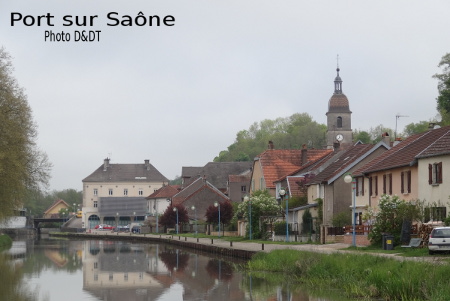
[247,249,450,300]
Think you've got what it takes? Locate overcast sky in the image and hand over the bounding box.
[1,1,449,191]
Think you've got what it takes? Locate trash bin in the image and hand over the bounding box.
[382,233,388,250]
[385,235,394,250]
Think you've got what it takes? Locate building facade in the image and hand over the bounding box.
[82,158,168,229]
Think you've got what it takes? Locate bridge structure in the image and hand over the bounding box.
[33,217,72,234]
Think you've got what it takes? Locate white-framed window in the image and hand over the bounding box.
[138,189,143,196]
[124,189,128,196]
[109,189,113,196]
[356,177,364,196]
[241,185,246,192]
[429,162,443,185]
[93,188,98,196]
[94,201,98,208]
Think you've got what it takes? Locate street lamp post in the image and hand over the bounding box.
[214,201,221,238]
[191,206,197,236]
[279,188,288,242]
[244,195,252,240]
[133,211,136,222]
[173,207,179,234]
[344,174,356,247]
[116,212,119,228]
[73,203,76,216]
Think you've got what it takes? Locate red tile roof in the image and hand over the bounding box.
[146,185,180,199]
[258,148,332,188]
[357,126,450,175]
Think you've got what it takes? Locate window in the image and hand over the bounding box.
[124,189,128,196]
[241,185,246,192]
[94,262,98,269]
[383,174,392,195]
[401,171,411,194]
[356,177,364,196]
[429,162,443,185]
[94,274,98,281]
[337,116,343,128]
[124,273,128,281]
[93,188,98,196]
[109,273,113,281]
[108,189,113,196]
[138,189,143,196]
[425,206,447,222]
[94,201,98,208]
[369,176,378,196]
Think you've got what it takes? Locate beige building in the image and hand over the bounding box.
[82,158,168,229]
[355,125,450,223]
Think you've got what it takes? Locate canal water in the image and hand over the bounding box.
[1,237,351,301]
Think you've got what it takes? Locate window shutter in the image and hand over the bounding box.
[375,176,378,196]
[383,175,387,194]
[428,164,433,185]
[401,172,404,193]
[361,177,364,196]
[389,174,392,195]
[369,177,372,196]
[407,171,411,193]
[356,178,359,196]
[437,162,443,184]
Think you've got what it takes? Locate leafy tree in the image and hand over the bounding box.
[367,125,394,142]
[433,53,450,125]
[301,209,313,234]
[159,204,189,230]
[331,211,351,228]
[402,121,432,137]
[353,130,372,143]
[0,47,52,220]
[367,195,421,246]
[214,113,326,162]
[169,175,182,185]
[205,200,233,227]
[234,190,283,239]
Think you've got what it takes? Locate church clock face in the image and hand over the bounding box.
[336,134,344,141]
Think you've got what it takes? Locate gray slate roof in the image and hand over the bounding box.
[83,159,168,183]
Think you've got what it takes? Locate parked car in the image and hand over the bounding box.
[94,224,115,230]
[115,225,130,232]
[131,225,141,234]
[428,227,450,255]
[76,211,82,218]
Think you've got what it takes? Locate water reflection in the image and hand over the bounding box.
[0,238,348,301]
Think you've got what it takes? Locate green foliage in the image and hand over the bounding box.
[353,130,372,143]
[0,234,12,249]
[169,175,182,185]
[331,211,351,227]
[234,191,283,239]
[248,249,450,300]
[367,195,422,245]
[22,188,82,217]
[214,113,326,162]
[402,121,433,137]
[273,221,291,235]
[301,209,313,234]
[433,52,450,125]
[0,47,52,219]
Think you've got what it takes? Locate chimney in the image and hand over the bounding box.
[381,132,390,146]
[301,144,308,165]
[268,141,274,150]
[393,137,402,147]
[103,158,110,171]
[144,159,150,170]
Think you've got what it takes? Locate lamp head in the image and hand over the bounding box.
[214,201,219,207]
[279,188,286,196]
[344,174,353,184]
[191,205,195,210]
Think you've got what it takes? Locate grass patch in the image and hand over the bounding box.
[247,249,450,300]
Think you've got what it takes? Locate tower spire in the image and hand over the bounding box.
[334,56,342,94]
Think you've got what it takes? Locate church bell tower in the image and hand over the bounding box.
[326,66,352,149]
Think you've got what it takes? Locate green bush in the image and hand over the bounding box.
[273,221,291,235]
